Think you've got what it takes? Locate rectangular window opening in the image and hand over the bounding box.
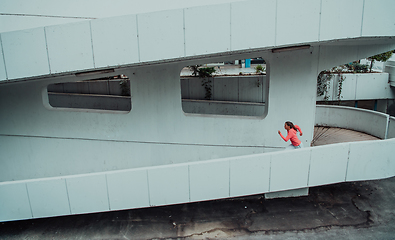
[47,74,131,112]
[180,60,268,117]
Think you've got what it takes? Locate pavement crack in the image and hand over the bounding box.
[351,196,374,226]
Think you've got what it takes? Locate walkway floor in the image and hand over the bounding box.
[1,128,393,240]
[311,126,380,146]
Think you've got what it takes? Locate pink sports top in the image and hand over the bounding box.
[279,125,302,146]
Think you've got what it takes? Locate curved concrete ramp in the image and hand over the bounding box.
[312,126,380,146]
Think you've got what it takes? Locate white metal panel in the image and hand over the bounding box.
[276,0,320,46]
[188,78,207,100]
[309,144,349,187]
[270,149,310,192]
[347,140,394,181]
[355,73,394,100]
[229,154,270,197]
[106,170,150,210]
[66,175,109,214]
[45,21,94,73]
[148,165,189,206]
[318,45,359,72]
[238,76,265,103]
[185,4,231,56]
[0,0,251,33]
[213,77,239,101]
[338,74,357,101]
[189,160,229,202]
[362,0,395,37]
[230,0,276,50]
[90,15,139,68]
[0,183,31,221]
[27,179,70,218]
[138,9,184,62]
[320,0,363,41]
[1,28,49,79]
[0,38,6,80]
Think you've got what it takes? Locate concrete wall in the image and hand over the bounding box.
[181,76,266,102]
[315,105,390,139]
[317,73,395,101]
[0,45,320,182]
[1,106,394,222]
[1,0,395,82]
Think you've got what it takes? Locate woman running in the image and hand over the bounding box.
[278,121,303,149]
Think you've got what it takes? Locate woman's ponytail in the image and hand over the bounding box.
[285,121,298,132]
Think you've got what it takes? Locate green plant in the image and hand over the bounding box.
[255,64,266,74]
[189,65,201,76]
[345,62,368,73]
[317,71,333,101]
[367,51,393,72]
[188,66,216,100]
[198,67,216,78]
[201,78,212,100]
[336,74,345,102]
[317,66,346,102]
[119,79,130,96]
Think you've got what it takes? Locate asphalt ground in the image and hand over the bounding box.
[1,176,395,240]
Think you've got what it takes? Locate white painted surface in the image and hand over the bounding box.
[1,105,394,222]
[90,15,139,68]
[27,179,70,218]
[269,149,310,192]
[320,0,363,41]
[315,105,389,139]
[0,0,247,33]
[1,28,49,79]
[317,73,394,102]
[389,117,395,139]
[0,183,31,221]
[0,0,395,223]
[106,170,150,210]
[362,0,395,37]
[189,161,230,202]
[138,9,185,62]
[347,139,395,181]
[148,165,189,206]
[66,175,109,214]
[0,41,6,80]
[276,0,320,46]
[0,0,395,82]
[309,143,349,186]
[230,0,276,50]
[45,21,94,73]
[184,4,231,56]
[229,154,270,197]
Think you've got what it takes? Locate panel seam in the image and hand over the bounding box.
[0,34,9,79]
[25,183,34,218]
[345,144,351,181]
[318,0,322,41]
[229,3,232,51]
[43,27,52,74]
[183,9,186,57]
[360,0,366,36]
[89,21,96,68]
[105,175,111,210]
[274,0,278,46]
[64,179,72,214]
[146,170,151,206]
[136,15,141,62]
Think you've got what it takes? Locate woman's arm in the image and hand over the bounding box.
[295,125,303,136]
[278,131,290,142]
